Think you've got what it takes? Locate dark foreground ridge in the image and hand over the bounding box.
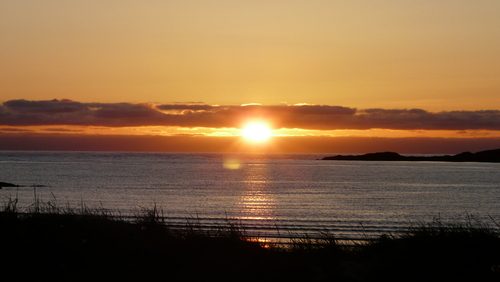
[2,193,500,282]
[322,148,500,162]
[2,208,500,282]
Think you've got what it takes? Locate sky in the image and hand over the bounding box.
[1,1,499,153]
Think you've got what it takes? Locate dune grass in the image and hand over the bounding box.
[2,198,500,281]
[360,217,500,282]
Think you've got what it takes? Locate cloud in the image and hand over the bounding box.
[42,128,86,132]
[0,127,33,132]
[1,99,499,131]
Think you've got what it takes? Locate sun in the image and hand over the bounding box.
[242,123,272,141]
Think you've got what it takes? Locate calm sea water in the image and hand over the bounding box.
[1,151,499,239]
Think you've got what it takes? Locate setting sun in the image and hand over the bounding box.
[242,124,272,141]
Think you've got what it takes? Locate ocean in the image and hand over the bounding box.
[1,151,499,240]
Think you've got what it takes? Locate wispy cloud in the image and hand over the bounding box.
[1,99,499,131]
[0,127,33,132]
[42,128,86,132]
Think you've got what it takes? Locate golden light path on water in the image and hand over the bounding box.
[235,159,277,246]
[238,186,276,221]
[224,157,277,222]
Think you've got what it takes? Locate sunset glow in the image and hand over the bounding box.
[242,124,272,141]
[1,1,499,153]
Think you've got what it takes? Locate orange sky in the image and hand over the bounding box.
[1,1,499,153]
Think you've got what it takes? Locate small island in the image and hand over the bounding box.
[322,148,500,162]
[0,182,22,189]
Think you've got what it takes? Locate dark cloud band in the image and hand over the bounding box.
[1,99,499,131]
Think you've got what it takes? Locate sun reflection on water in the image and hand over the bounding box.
[236,161,277,222]
[238,188,276,220]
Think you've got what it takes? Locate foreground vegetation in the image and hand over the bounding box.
[2,199,500,281]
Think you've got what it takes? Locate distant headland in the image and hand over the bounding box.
[0,182,47,189]
[0,182,22,189]
[322,148,500,162]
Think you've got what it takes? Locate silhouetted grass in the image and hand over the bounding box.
[359,216,500,282]
[2,197,500,281]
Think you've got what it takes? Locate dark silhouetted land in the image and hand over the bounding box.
[323,148,500,162]
[2,199,500,281]
[0,181,21,188]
